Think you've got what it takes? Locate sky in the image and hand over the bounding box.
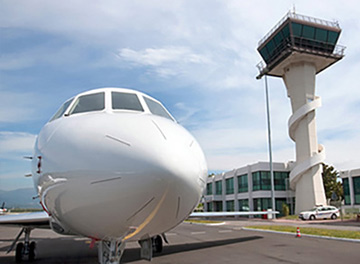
[1,0,360,191]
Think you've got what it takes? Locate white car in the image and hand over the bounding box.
[299,206,340,220]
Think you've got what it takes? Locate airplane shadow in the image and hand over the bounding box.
[122,235,263,263]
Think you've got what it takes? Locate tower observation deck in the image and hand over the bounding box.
[256,11,345,213]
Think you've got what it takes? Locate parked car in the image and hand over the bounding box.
[299,206,340,220]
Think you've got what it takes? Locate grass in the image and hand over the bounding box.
[279,215,299,220]
[184,219,223,224]
[246,225,360,240]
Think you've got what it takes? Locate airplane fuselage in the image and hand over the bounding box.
[31,88,207,242]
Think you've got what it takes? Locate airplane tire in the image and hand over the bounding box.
[15,242,24,262]
[153,235,163,253]
[29,241,36,261]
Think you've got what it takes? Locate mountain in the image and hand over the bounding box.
[0,188,41,209]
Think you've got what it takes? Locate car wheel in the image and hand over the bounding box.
[309,215,315,220]
[331,214,337,220]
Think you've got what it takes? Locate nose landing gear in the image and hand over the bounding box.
[152,235,163,253]
[9,227,37,262]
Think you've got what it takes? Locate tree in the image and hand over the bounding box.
[322,164,343,202]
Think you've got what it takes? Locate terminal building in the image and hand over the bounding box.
[203,161,296,216]
[340,169,360,210]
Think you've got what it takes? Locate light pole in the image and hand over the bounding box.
[264,75,276,218]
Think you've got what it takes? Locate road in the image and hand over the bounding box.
[0,220,359,263]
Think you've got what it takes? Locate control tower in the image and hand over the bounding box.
[256,11,345,213]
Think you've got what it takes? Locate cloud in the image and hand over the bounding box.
[117,46,213,78]
[0,91,41,123]
[0,132,36,159]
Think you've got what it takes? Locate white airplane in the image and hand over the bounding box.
[0,87,277,263]
[0,202,8,215]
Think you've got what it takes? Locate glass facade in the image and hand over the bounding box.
[238,174,248,193]
[215,181,222,195]
[353,176,360,205]
[226,200,234,212]
[252,171,271,191]
[238,199,249,211]
[343,178,350,205]
[225,178,234,195]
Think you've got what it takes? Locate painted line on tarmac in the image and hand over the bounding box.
[191,231,206,235]
[165,233,177,236]
[74,238,90,241]
[218,230,232,233]
[242,227,360,243]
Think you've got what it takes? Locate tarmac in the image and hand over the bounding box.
[0,218,359,263]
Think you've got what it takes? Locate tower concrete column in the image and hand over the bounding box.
[283,62,326,213]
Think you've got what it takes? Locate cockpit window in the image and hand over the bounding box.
[112,92,144,111]
[69,92,105,115]
[49,98,74,122]
[143,96,174,121]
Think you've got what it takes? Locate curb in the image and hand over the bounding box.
[242,227,360,243]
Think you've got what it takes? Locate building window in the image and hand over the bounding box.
[353,176,360,205]
[275,198,289,217]
[274,171,289,190]
[252,171,271,191]
[206,182,213,195]
[343,178,351,205]
[207,202,213,212]
[253,198,271,211]
[225,178,234,195]
[214,201,223,212]
[215,180,222,195]
[226,200,234,212]
[238,174,248,193]
[238,199,249,211]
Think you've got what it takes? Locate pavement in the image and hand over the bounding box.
[0,219,359,263]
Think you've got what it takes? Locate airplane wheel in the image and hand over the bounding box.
[29,241,36,261]
[153,235,163,253]
[15,242,24,262]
